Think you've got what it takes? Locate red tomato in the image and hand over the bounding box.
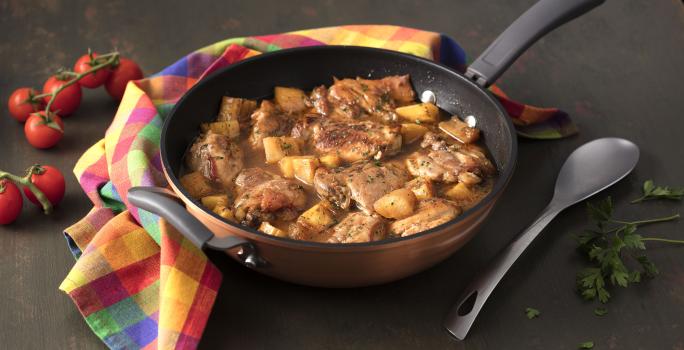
[105,58,143,100]
[74,53,112,88]
[23,165,65,208]
[8,87,45,122]
[0,179,23,225]
[42,76,82,116]
[24,111,64,149]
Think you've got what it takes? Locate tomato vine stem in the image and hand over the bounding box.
[32,51,120,112]
[0,165,53,214]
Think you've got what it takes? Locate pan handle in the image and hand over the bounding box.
[466,0,605,87]
[127,186,266,268]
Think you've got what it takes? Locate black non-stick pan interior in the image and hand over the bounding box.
[161,46,517,242]
[164,46,514,175]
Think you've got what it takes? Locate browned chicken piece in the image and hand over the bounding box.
[290,114,321,142]
[311,120,402,163]
[186,130,243,188]
[325,75,413,120]
[233,168,307,226]
[326,212,386,243]
[379,75,415,104]
[406,132,495,183]
[249,100,293,149]
[309,85,331,116]
[314,161,409,214]
[234,167,276,190]
[389,198,462,237]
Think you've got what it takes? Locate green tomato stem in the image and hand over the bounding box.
[641,237,684,244]
[32,51,120,109]
[0,165,53,215]
[612,214,680,226]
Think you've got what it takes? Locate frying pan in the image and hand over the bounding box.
[128,0,604,287]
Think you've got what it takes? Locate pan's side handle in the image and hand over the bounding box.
[127,186,265,268]
[466,0,605,88]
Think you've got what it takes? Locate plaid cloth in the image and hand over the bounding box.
[59,25,573,350]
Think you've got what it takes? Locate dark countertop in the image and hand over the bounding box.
[1,1,683,349]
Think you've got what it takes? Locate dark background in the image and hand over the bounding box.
[1,0,683,349]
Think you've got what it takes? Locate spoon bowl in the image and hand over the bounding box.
[444,137,640,340]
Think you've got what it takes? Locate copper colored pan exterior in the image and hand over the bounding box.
[166,170,506,288]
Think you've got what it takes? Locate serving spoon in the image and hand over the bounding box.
[443,137,640,340]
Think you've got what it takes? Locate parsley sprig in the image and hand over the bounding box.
[575,197,683,303]
[631,180,684,203]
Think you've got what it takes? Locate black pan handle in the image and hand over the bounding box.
[466,0,605,87]
[127,186,266,268]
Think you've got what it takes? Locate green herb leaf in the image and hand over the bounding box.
[593,307,608,316]
[525,307,540,319]
[632,180,684,203]
[579,341,594,349]
[574,196,680,304]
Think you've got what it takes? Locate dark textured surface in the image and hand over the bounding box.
[1,1,683,349]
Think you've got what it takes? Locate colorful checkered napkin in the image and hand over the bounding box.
[59,25,573,350]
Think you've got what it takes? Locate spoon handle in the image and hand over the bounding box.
[443,202,563,340]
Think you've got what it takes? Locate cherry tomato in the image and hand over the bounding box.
[8,87,45,122]
[74,53,112,88]
[0,179,23,225]
[23,165,65,208]
[42,76,82,116]
[105,58,143,100]
[24,111,64,149]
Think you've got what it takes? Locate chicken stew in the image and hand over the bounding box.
[180,75,496,244]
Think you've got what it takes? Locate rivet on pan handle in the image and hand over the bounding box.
[127,186,266,268]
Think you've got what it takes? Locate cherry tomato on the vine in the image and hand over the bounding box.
[74,53,111,88]
[0,179,23,225]
[105,58,143,100]
[22,165,65,208]
[42,76,82,116]
[24,111,64,149]
[8,87,45,122]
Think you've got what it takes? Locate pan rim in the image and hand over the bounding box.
[160,45,518,250]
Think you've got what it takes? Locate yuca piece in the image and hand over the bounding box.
[218,97,257,123]
[201,194,229,210]
[274,86,308,114]
[180,172,217,198]
[404,177,434,200]
[259,222,288,237]
[213,205,235,221]
[263,137,302,164]
[292,156,320,185]
[444,182,474,201]
[439,116,480,144]
[200,120,240,139]
[373,188,417,219]
[319,153,342,169]
[297,201,336,232]
[395,102,440,123]
[400,123,429,144]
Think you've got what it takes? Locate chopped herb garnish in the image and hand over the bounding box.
[631,180,684,203]
[525,307,540,319]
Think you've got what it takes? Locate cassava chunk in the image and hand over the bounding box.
[180,172,217,199]
[373,188,417,219]
[274,87,308,114]
[395,103,439,123]
[439,116,480,144]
